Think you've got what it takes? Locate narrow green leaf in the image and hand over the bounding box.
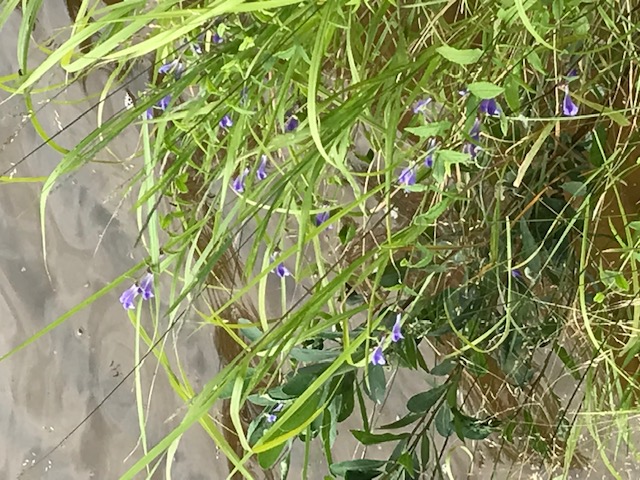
[406,384,447,413]
[351,430,410,445]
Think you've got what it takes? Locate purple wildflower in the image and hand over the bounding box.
[231,168,249,193]
[371,345,386,366]
[158,95,171,111]
[315,211,330,226]
[398,166,417,189]
[566,68,579,79]
[424,138,437,168]
[285,115,299,132]
[266,414,277,423]
[119,285,139,310]
[158,59,183,75]
[391,314,404,342]
[256,155,268,181]
[213,32,224,44]
[219,114,233,129]
[511,269,522,279]
[144,108,153,120]
[412,97,432,114]
[562,87,578,117]
[470,117,481,141]
[138,272,154,300]
[274,262,291,278]
[479,98,500,116]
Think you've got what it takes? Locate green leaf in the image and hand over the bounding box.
[289,347,340,362]
[430,359,456,376]
[351,430,410,445]
[406,384,447,413]
[344,470,382,480]
[435,404,454,437]
[504,74,521,112]
[467,82,504,99]
[330,460,387,477]
[405,121,451,138]
[413,199,451,226]
[380,412,422,430]
[453,410,495,440]
[436,45,482,65]
[258,441,287,469]
[420,436,430,468]
[364,365,386,404]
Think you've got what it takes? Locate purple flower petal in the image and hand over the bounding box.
[371,345,386,366]
[266,413,277,423]
[275,263,291,278]
[315,211,330,226]
[391,314,404,343]
[285,115,299,132]
[398,166,417,189]
[479,98,500,116]
[256,155,268,181]
[191,43,203,55]
[511,269,522,279]
[119,285,139,310]
[158,59,183,75]
[232,168,249,193]
[158,94,171,111]
[213,33,224,44]
[138,272,154,300]
[470,117,481,141]
[562,89,579,117]
[219,114,233,129]
[412,98,432,114]
[144,108,153,120]
[424,138,437,168]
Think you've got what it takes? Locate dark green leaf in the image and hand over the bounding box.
[430,359,456,376]
[435,405,454,437]
[364,365,386,404]
[330,459,387,477]
[380,413,422,430]
[289,347,340,362]
[351,430,410,445]
[344,470,382,480]
[504,74,521,112]
[420,436,430,468]
[406,384,447,413]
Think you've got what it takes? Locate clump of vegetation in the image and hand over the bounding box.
[4,0,640,478]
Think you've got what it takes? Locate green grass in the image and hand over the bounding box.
[3,0,640,478]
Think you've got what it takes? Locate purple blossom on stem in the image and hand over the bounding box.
[566,68,579,79]
[371,344,386,366]
[479,98,500,116]
[266,414,277,423]
[424,138,437,168]
[231,168,249,193]
[119,285,139,310]
[158,59,183,75]
[274,262,291,278]
[285,115,299,132]
[562,87,579,117]
[398,166,417,189]
[315,211,330,226]
[511,268,522,279]
[191,43,203,55]
[412,97,432,114]
[144,108,153,120]
[256,155,268,181]
[158,94,171,111]
[391,314,404,342]
[213,32,224,44]
[138,272,154,300]
[219,114,233,129]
